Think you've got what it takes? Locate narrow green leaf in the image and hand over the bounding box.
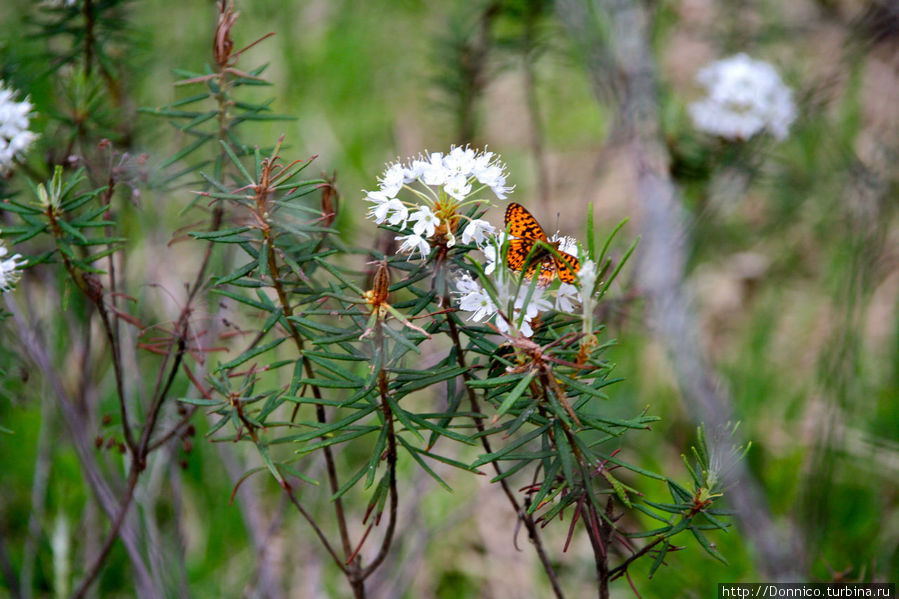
[217,337,286,371]
[283,404,378,443]
[332,463,369,501]
[472,424,550,467]
[219,140,255,184]
[690,527,728,564]
[494,370,535,419]
[397,436,452,492]
[586,202,596,262]
[162,136,209,168]
[466,373,525,388]
[178,397,221,406]
[648,539,670,578]
[597,452,666,480]
[294,378,364,390]
[191,226,253,240]
[385,393,425,443]
[295,427,378,455]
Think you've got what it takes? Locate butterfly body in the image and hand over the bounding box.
[504,203,580,286]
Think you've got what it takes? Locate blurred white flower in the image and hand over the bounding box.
[409,206,440,237]
[0,81,38,174]
[554,283,579,313]
[577,259,597,303]
[396,233,430,260]
[688,53,796,141]
[0,239,25,292]
[461,219,495,247]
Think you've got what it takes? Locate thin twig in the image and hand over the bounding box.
[70,468,140,599]
[282,484,348,575]
[262,227,355,567]
[359,345,399,582]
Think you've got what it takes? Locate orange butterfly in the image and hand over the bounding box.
[504,202,580,287]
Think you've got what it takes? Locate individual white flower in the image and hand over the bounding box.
[409,206,440,237]
[489,284,551,338]
[374,198,409,228]
[494,309,535,338]
[443,173,472,201]
[456,277,497,323]
[0,81,38,174]
[364,190,393,224]
[0,241,25,292]
[379,162,406,197]
[445,230,456,248]
[471,150,495,175]
[396,233,431,260]
[689,53,796,141]
[419,152,449,186]
[443,146,476,177]
[455,272,480,295]
[515,285,552,321]
[577,259,597,303]
[475,164,512,199]
[554,283,579,313]
[461,219,495,247]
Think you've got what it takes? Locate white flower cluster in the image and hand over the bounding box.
[689,53,796,141]
[454,233,592,338]
[0,236,25,292]
[365,146,512,260]
[0,81,38,174]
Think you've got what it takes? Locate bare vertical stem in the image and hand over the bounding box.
[82,0,95,76]
[261,222,355,574]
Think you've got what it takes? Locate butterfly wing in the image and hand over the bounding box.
[524,255,558,288]
[505,238,534,272]
[505,203,548,241]
[553,251,580,284]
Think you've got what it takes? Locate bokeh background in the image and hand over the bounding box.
[1,0,897,597]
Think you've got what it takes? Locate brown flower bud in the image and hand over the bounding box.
[213,1,237,69]
[370,260,390,307]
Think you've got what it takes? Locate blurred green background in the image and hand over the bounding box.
[1,0,897,597]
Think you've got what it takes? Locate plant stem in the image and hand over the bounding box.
[444,312,566,599]
[262,230,355,572]
[70,468,139,599]
[359,330,399,582]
